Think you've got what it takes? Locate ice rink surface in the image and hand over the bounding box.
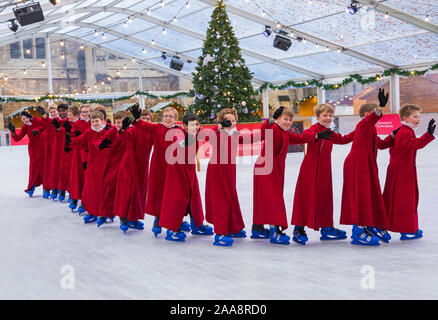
[1,142,437,300]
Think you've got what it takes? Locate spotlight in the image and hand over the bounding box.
[347,1,359,15]
[263,26,271,37]
[170,59,184,71]
[273,35,292,51]
[8,19,18,32]
[161,52,167,60]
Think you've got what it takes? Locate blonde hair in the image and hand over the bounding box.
[114,110,127,120]
[217,107,238,123]
[92,105,107,119]
[48,106,58,111]
[90,111,104,120]
[359,103,378,118]
[68,106,80,116]
[141,109,153,118]
[314,104,334,117]
[80,104,91,111]
[278,106,294,118]
[162,106,178,119]
[399,104,422,120]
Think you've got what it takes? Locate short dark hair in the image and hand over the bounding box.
[182,113,198,125]
[57,103,68,111]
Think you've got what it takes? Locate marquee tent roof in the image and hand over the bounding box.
[0,0,437,84]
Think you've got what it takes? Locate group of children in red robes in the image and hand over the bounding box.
[9,88,435,246]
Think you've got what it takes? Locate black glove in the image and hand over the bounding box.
[8,123,16,136]
[64,146,72,153]
[36,106,46,116]
[21,111,33,120]
[65,133,72,146]
[63,121,72,133]
[105,123,112,131]
[121,117,131,131]
[392,127,401,136]
[378,88,389,108]
[82,162,87,170]
[130,104,141,120]
[220,119,232,128]
[273,106,284,120]
[427,119,436,136]
[51,118,61,129]
[99,138,112,150]
[316,129,334,141]
[73,130,81,137]
[32,130,39,136]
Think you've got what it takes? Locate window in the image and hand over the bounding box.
[10,42,20,59]
[36,38,45,59]
[23,39,33,59]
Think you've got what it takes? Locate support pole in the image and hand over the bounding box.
[46,36,54,106]
[390,74,400,114]
[317,86,326,104]
[262,89,269,118]
[138,63,145,109]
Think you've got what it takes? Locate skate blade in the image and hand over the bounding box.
[292,237,306,245]
[320,235,347,241]
[213,241,233,247]
[165,236,186,242]
[351,239,380,246]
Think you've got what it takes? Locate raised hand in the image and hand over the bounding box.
[99,138,112,150]
[316,129,334,141]
[105,123,112,131]
[73,130,81,137]
[378,88,389,108]
[220,119,232,128]
[8,123,16,136]
[121,117,131,131]
[36,106,46,116]
[63,121,72,133]
[392,126,401,137]
[273,106,284,120]
[64,146,72,153]
[427,119,436,136]
[32,130,39,136]
[51,118,61,129]
[130,104,141,120]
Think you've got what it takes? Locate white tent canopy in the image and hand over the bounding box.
[0,0,436,84]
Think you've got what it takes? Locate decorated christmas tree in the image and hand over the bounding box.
[191,0,260,123]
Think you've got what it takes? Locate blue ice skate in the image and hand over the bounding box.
[128,220,144,230]
[320,226,347,241]
[351,225,380,246]
[68,194,72,203]
[50,189,58,200]
[400,229,423,241]
[58,191,66,203]
[366,227,391,243]
[250,225,270,239]
[229,230,247,238]
[83,214,97,224]
[190,217,213,235]
[270,226,290,245]
[97,217,107,227]
[77,204,85,215]
[43,189,50,199]
[179,221,191,232]
[26,185,35,197]
[165,230,186,242]
[213,234,233,247]
[152,217,161,238]
[120,221,129,234]
[69,199,78,212]
[292,226,308,245]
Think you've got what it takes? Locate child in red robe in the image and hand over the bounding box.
[204,108,254,247]
[252,106,307,245]
[65,111,111,224]
[291,104,355,245]
[8,111,45,196]
[67,104,91,212]
[383,104,435,240]
[158,113,213,242]
[114,109,154,233]
[340,89,395,246]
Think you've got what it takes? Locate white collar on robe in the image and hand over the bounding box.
[91,125,105,132]
[223,127,238,136]
[275,121,289,131]
[317,121,331,129]
[80,117,90,122]
[70,118,79,123]
[401,121,418,131]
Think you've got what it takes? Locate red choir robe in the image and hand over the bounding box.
[99,127,126,218]
[340,111,394,228]
[69,125,111,217]
[158,129,204,232]
[11,121,45,192]
[291,123,355,230]
[383,124,434,233]
[57,119,74,192]
[253,120,304,229]
[67,119,91,200]
[134,121,179,217]
[113,123,153,222]
[204,126,253,235]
